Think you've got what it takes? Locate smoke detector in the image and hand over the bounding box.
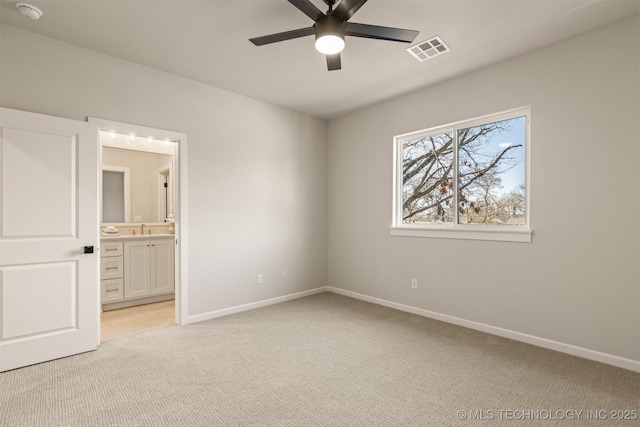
[16,3,43,20]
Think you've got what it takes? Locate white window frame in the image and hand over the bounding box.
[391,107,532,243]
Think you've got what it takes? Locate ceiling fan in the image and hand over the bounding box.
[249,0,419,71]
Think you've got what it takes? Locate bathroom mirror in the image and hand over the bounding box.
[102,166,130,223]
[101,146,173,225]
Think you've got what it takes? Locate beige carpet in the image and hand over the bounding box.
[1,292,638,426]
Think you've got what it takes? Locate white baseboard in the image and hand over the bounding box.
[327,287,640,373]
[186,286,328,324]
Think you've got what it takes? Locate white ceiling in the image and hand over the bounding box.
[1,0,638,119]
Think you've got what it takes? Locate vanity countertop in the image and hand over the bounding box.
[101,234,175,241]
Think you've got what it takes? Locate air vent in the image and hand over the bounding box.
[407,36,450,62]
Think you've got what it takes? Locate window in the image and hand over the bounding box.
[392,108,531,242]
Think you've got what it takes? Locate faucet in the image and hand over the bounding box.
[140,223,145,235]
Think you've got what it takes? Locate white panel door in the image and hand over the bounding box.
[0,107,99,372]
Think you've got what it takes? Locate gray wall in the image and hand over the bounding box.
[0,24,328,317]
[328,17,639,361]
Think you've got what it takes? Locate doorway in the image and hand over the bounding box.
[89,117,188,338]
[158,168,171,222]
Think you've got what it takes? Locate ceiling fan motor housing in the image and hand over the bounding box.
[314,14,346,40]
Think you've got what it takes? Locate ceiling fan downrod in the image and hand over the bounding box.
[323,0,337,13]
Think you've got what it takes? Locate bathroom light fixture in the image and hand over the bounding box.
[145,136,154,146]
[314,15,345,55]
[129,133,135,142]
[162,139,171,147]
[16,2,42,20]
[109,131,116,140]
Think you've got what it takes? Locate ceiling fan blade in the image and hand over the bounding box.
[249,27,315,46]
[288,0,325,21]
[326,53,341,71]
[345,22,418,43]
[332,0,368,21]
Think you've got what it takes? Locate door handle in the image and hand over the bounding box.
[83,246,94,254]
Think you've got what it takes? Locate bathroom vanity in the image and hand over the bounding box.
[100,234,175,310]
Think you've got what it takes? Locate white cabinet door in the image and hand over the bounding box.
[124,241,151,298]
[0,108,99,372]
[150,239,174,295]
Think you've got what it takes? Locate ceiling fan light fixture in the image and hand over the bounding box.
[314,14,346,55]
[315,34,345,54]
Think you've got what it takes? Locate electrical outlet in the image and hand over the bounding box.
[411,278,418,289]
[282,270,288,280]
[257,274,263,285]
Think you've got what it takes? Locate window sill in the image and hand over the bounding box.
[389,226,532,243]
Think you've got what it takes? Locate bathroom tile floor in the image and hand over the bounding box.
[101,300,175,342]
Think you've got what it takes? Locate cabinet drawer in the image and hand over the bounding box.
[101,241,123,257]
[101,256,123,279]
[101,278,124,302]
